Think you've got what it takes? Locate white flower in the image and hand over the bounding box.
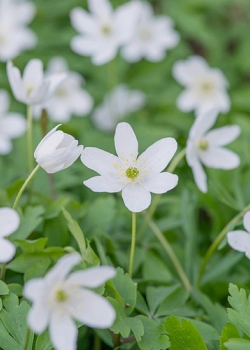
[121,1,179,62]
[0,207,20,262]
[34,125,83,174]
[24,253,116,350]
[92,85,145,132]
[33,57,93,122]
[81,122,178,212]
[7,59,67,105]
[227,211,250,259]
[186,110,240,193]
[0,0,36,62]
[172,56,230,114]
[0,89,27,154]
[70,0,140,65]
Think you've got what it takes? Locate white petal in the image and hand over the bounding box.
[92,45,117,66]
[70,289,116,328]
[68,266,116,287]
[7,61,26,102]
[81,147,121,177]
[84,176,124,193]
[23,59,43,89]
[114,122,138,162]
[23,278,44,302]
[70,8,97,34]
[0,136,12,155]
[0,238,16,263]
[34,125,61,158]
[205,125,240,146]
[50,312,77,350]
[35,130,64,159]
[172,56,208,86]
[0,207,20,237]
[139,137,177,173]
[45,73,67,100]
[142,172,178,194]
[189,156,207,193]
[189,110,219,140]
[176,90,198,112]
[122,184,151,212]
[227,230,250,254]
[88,0,112,18]
[70,36,100,56]
[2,113,27,138]
[199,147,240,169]
[26,296,49,333]
[46,253,81,285]
[244,211,250,233]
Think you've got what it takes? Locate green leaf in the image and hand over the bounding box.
[15,238,48,253]
[146,285,178,315]
[220,323,240,350]
[24,257,51,282]
[11,206,45,240]
[156,285,190,317]
[43,197,69,219]
[227,284,250,338]
[142,251,172,283]
[224,338,250,350]
[35,330,53,350]
[165,315,208,350]
[0,281,9,296]
[137,315,170,350]
[62,208,100,266]
[7,284,22,297]
[111,317,144,342]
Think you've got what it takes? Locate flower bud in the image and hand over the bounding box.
[34,125,83,173]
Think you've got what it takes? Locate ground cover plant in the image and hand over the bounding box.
[1,0,250,349]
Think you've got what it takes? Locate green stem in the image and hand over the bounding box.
[93,333,101,350]
[0,263,6,281]
[148,218,192,292]
[27,105,33,174]
[137,148,186,240]
[13,164,40,210]
[23,327,31,350]
[197,202,250,288]
[129,212,136,278]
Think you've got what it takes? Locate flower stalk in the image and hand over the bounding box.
[27,104,33,173]
[129,212,136,278]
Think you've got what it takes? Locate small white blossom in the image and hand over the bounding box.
[172,56,230,114]
[33,57,93,122]
[0,89,26,155]
[81,122,178,212]
[34,125,83,174]
[121,1,179,62]
[24,253,116,350]
[92,85,145,132]
[0,207,20,262]
[0,0,37,61]
[186,110,240,193]
[70,0,140,65]
[227,211,250,259]
[7,59,66,105]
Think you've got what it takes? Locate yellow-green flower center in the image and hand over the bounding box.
[200,81,214,92]
[56,289,68,302]
[101,25,112,35]
[126,167,139,179]
[198,139,209,150]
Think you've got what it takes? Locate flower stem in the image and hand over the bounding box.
[129,212,136,278]
[13,164,40,210]
[137,148,186,240]
[196,202,250,288]
[147,217,192,292]
[23,327,31,350]
[27,105,33,174]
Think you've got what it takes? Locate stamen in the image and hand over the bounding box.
[56,289,68,302]
[198,139,209,150]
[126,167,139,179]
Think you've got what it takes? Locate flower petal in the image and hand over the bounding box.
[189,156,207,193]
[70,8,97,34]
[23,59,43,89]
[243,211,250,233]
[2,113,27,138]
[205,125,240,146]
[50,312,77,350]
[92,45,117,66]
[114,122,138,162]
[68,266,116,287]
[7,61,26,102]
[81,147,121,177]
[34,130,64,159]
[84,176,124,193]
[227,230,250,254]
[0,207,20,237]
[139,137,177,173]
[142,172,178,194]
[88,0,112,18]
[0,238,16,262]
[189,110,219,140]
[199,147,240,169]
[176,90,198,112]
[70,289,116,328]
[27,299,49,334]
[122,184,151,212]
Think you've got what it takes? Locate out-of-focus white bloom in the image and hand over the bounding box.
[33,57,93,122]
[186,110,240,193]
[7,59,67,105]
[81,122,178,212]
[172,56,230,114]
[24,253,116,350]
[0,0,37,61]
[92,85,145,132]
[70,0,140,65]
[227,211,250,259]
[121,1,179,62]
[0,89,26,154]
[0,207,20,262]
[34,125,83,174]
